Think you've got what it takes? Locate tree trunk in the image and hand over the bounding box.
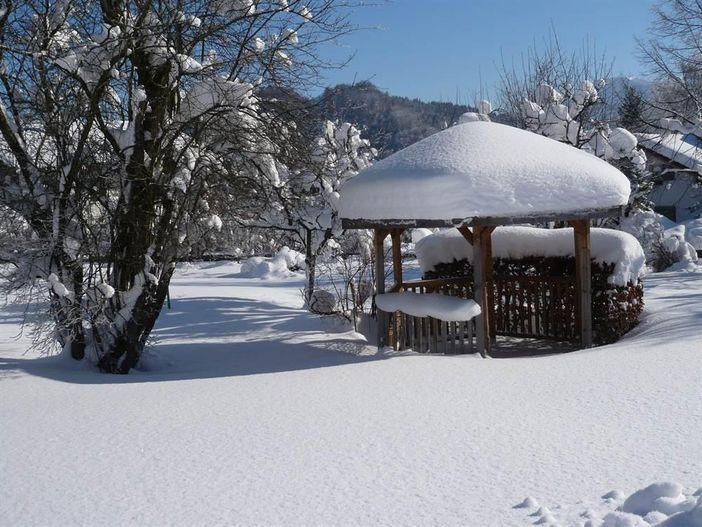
[98,265,175,374]
[305,229,316,304]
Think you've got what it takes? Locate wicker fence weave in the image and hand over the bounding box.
[422,256,643,345]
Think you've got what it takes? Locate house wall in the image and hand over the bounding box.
[643,148,702,222]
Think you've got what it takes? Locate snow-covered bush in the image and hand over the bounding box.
[418,227,645,344]
[619,209,666,263]
[240,247,305,279]
[307,289,337,314]
[312,229,377,329]
[652,226,700,272]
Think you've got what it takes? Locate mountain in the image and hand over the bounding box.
[317,81,475,156]
[316,78,657,156]
[596,76,655,121]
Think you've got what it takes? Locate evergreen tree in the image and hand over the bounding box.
[618,85,647,132]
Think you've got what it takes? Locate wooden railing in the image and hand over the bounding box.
[376,274,577,353]
[377,277,475,353]
[377,308,475,354]
[401,276,472,297]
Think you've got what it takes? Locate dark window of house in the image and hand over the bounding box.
[654,206,677,222]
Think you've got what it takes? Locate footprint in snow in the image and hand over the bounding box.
[514,496,539,509]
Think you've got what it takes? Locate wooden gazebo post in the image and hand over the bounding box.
[390,229,404,288]
[570,220,593,347]
[472,225,494,357]
[374,229,388,348]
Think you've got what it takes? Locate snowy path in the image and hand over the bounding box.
[1,262,701,526]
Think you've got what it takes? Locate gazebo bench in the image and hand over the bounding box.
[375,292,481,354]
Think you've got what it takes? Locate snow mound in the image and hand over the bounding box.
[657,499,702,526]
[643,511,669,524]
[513,483,702,527]
[240,247,304,279]
[277,246,306,270]
[602,511,650,526]
[534,512,557,524]
[375,292,481,322]
[514,496,539,509]
[415,226,646,286]
[339,121,630,222]
[308,289,336,314]
[411,228,434,244]
[532,506,553,517]
[621,482,684,516]
[603,490,626,501]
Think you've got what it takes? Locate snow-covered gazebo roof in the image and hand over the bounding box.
[340,121,630,228]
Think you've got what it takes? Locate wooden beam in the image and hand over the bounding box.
[341,206,625,230]
[571,220,593,348]
[457,226,473,245]
[390,229,404,289]
[374,228,388,349]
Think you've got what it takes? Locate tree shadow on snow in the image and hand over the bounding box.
[0,296,389,384]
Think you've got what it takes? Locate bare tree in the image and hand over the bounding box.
[499,31,613,132]
[0,0,362,373]
[498,31,648,215]
[639,0,702,123]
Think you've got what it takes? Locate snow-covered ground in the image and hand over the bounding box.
[1,261,701,526]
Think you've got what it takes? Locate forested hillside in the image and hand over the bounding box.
[318,81,475,155]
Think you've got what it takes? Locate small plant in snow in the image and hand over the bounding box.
[316,245,375,330]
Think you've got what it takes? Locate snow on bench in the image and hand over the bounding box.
[375,291,481,322]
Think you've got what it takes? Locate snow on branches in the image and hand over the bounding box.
[520,81,647,167]
[253,120,376,302]
[0,0,359,372]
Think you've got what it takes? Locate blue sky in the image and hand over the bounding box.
[319,0,655,103]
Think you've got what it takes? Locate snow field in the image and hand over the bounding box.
[1,261,701,526]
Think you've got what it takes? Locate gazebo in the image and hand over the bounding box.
[339,121,632,357]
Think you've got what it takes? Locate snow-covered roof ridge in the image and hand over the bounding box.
[415,226,646,287]
[636,131,702,172]
[339,121,630,222]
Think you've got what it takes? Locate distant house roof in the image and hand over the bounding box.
[637,131,702,171]
[339,121,630,227]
